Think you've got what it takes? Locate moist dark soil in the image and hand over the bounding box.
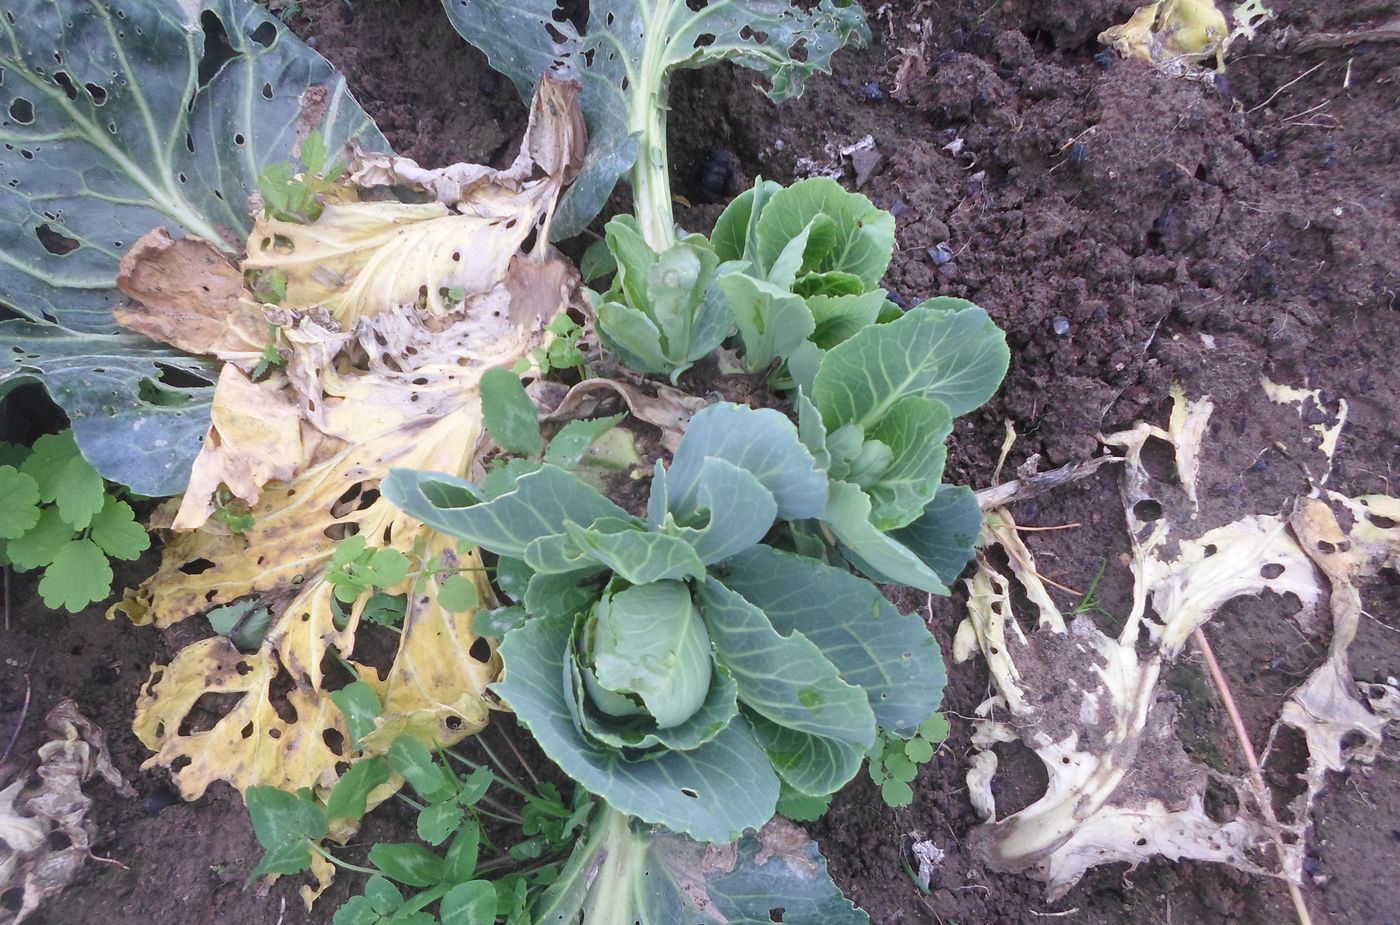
[3,0,1398,922]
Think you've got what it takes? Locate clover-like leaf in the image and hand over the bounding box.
[325,757,391,824]
[88,496,151,561]
[5,507,77,571]
[440,881,497,925]
[245,785,327,879]
[437,575,481,613]
[38,538,113,613]
[417,801,466,847]
[389,737,456,804]
[544,414,626,469]
[21,431,105,530]
[331,681,383,749]
[0,466,41,540]
[368,843,445,887]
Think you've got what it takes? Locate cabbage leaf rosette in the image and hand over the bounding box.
[385,401,947,842]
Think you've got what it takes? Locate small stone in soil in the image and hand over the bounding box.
[1052,316,1071,336]
[859,80,885,101]
[850,147,885,188]
[89,662,120,685]
[144,785,181,816]
[927,242,954,265]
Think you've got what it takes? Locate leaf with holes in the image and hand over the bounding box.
[0,0,387,493]
[536,806,867,925]
[118,80,583,835]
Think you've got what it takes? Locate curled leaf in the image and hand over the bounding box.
[0,702,134,924]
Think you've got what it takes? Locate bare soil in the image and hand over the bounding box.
[3,0,1398,922]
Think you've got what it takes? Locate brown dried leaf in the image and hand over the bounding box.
[113,228,266,360]
[543,377,708,452]
[0,702,133,924]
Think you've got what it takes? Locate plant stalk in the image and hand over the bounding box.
[628,0,678,250]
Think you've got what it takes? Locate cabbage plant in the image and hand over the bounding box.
[438,0,869,379]
[385,402,946,842]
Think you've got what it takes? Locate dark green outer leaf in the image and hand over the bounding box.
[746,713,865,798]
[495,613,779,843]
[383,466,630,561]
[696,576,875,747]
[718,546,946,735]
[0,0,385,493]
[823,480,949,595]
[888,484,984,586]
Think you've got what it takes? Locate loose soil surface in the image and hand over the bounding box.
[3,0,1398,922]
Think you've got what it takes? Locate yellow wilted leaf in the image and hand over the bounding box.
[1098,0,1262,73]
[110,76,586,811]
[243,78,584,324]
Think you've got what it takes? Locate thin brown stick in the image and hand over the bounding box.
[1246,62,1326,114]
[1010,522,1082,532]
[496,723,541,788]
[1192,627,1313,925]
[1,674,31,765]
